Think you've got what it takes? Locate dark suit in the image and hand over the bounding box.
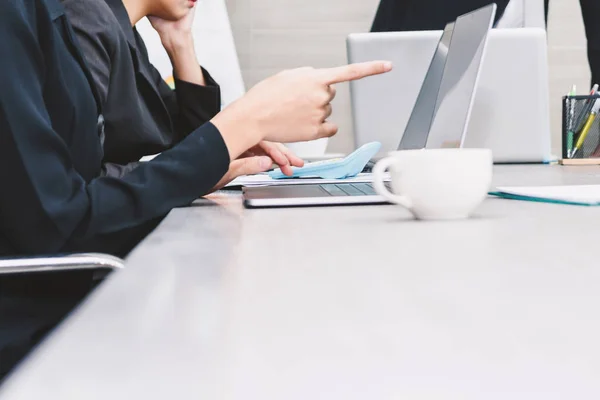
[371,0,510,32]
[0,0,229,379]
[62,0,222,176]
[372,0,600,88]
[544,0,600,87]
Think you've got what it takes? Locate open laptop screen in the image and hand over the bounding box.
[399,22,455,150]
[425,4,497,149]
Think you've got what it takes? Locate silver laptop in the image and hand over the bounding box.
[243,4,496,209]
[348,28,552,163]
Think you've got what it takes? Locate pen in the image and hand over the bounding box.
[573,84,599,134]
[567,85,577,157]
[571,98,600,158]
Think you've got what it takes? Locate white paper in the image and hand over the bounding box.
[496,185,600,205]
[225,173,389,188]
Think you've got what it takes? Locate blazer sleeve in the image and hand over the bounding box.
[171,69,222,138]
[0,4,230,255]
[142,42,222,140]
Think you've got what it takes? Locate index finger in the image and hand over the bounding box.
[319,61,392,85]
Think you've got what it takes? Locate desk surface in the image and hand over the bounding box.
[2,165,600,399]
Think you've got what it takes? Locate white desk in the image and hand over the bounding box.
[2,165,600,399]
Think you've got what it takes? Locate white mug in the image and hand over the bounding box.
[372,148,493,220]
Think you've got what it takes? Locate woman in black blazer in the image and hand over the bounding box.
[61,0,219,175]
[63,0,303,177]
[0,0,391,379]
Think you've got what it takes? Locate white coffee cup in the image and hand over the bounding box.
[372,148,492,220]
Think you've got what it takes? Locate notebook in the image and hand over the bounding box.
[225,173,389,189]
[490,185,600,206]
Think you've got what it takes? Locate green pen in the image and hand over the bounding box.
[567,85,577,158]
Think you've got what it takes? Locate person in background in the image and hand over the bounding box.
[0,0,391,381]
[372,0,600,89]
[62,0,302,178]
[544,0,600,87]
[371,0,510,32]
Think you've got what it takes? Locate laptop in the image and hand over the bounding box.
[348,28,552,163]
[243,4,496,209]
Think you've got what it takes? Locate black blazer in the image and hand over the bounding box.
[0,0,229,257]
[62,0,222,176]
[371,0,509,32]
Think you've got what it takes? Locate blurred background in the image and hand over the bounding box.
[139,0,590,157]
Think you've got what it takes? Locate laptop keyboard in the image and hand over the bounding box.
[320,183,384,197]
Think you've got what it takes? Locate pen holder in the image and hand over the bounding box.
[561,95,600,164]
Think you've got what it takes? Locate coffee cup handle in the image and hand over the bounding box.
[372,157,413,209]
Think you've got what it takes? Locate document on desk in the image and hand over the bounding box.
[225,173,388,188]
[490,185,600,206]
